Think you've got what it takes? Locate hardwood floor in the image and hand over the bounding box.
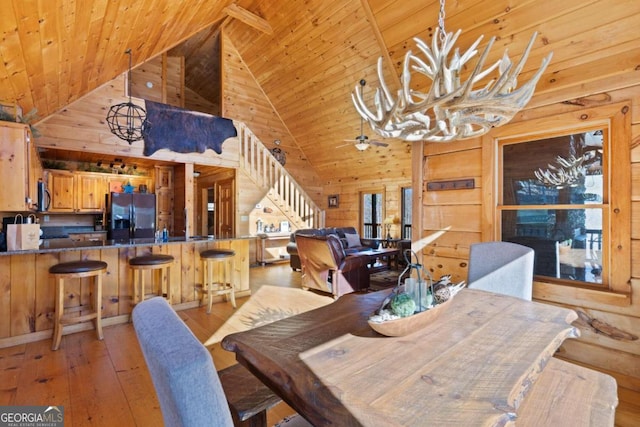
[0,262,301,426]
[1,262,638,426]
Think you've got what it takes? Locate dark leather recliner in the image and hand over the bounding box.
[296,234,370,298]
[286,227,376,271]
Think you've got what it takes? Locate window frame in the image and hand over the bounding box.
[360,189,385,238]
[401,186,412,239]
[481,102,631,295]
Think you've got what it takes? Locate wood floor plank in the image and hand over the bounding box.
[103,323,163,426]
[15,339,72,415]
[65,331,136,426]
[0,344,26,405]
[2,264,634,426]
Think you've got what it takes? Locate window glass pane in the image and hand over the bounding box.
[502,130,603,206]
[362,192,383,238]
[401,187,412,239]
[501,209,602,284]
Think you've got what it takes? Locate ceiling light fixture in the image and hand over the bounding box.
[355,142,370,151]
[352,0,553,143]
[106,49,146,144]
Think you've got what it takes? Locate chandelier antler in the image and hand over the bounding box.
[352,1,552,143]
[534,155,586,189]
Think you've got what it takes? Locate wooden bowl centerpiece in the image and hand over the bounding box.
[368,277,465,337]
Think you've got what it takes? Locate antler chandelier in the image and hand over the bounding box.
[106,49,146,144]
[352,0,553,143]
[535,155,586,189]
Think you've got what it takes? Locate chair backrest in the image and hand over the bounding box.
[296,234,345,294]
[467,241,535,300]
[132,297,233,427]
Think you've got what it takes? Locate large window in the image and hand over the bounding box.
[490,103,630,292]
[361,191,383,238]
[500,130,604,284]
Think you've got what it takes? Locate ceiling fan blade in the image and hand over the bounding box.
[370,140,389,147]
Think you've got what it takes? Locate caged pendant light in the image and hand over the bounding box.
[352,0,553,143]
[106,49,146,144]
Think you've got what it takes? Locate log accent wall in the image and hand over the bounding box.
[0,239,249,349]
[415,85,640,422]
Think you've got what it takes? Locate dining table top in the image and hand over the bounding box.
[221,288,582,426]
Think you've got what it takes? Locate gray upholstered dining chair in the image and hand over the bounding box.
[132,297,310,427]
[467,241,535,301]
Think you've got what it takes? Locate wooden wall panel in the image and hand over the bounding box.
[322,176,411,234]
[220,32,323,195]
[35,75,241,169]
[418,80,640,419]
[0,240,250,348]
[0,257,11,338]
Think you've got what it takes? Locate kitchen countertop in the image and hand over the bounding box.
[1,235,255,256]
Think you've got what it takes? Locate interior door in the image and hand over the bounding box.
[216,179,234,237]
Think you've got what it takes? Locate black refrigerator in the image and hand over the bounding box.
[106,192,156,240]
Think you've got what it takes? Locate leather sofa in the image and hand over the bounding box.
[295,234,371,298]
[286,227,377,271]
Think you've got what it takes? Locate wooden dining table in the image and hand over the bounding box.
[221,289,617,426]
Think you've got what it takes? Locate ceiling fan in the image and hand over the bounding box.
[339,79,389,151]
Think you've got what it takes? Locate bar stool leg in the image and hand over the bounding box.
[95,273,103,341]
[226,259,236,308]
[162,265,171,303]
[207,260,214,314]
[52,277,64,351]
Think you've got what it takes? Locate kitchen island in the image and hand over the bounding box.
[0,236,252,348]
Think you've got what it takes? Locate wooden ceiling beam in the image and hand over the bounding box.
[224,4,273,35]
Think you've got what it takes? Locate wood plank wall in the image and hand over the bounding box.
[0,239,249,348]
[220,31,324,201]
[415,85,640,418]
[35,74,241,169]
[323,176,410,236]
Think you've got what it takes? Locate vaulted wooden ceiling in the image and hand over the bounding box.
[1,0,638,185]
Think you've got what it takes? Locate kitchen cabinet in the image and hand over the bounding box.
[47,170,105,213]
[75,172,106,212]
[47,171,153,213]
[47,170,75,212]
[0,122,40,211]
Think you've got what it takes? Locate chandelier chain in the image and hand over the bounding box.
[438,0,446,44]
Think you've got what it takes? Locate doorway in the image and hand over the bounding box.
[200,187,215,236]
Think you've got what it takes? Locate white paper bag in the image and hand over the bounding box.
[6,214,40,251]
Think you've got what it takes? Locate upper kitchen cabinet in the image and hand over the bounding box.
[0,122,41,211]
[46,170,75,212]
[75,172,106,212]
[47,170,107,213]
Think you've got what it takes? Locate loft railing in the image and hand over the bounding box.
[237,123,324,229]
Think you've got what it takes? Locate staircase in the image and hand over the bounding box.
[236,123,324,229]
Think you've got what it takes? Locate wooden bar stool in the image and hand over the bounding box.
[49,260,108,351]
[129,254,175,305]
[200,249,236,313]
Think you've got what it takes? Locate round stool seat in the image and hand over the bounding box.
[129,254,175,266]
[50,260,108,274]
[200,249,235,259]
